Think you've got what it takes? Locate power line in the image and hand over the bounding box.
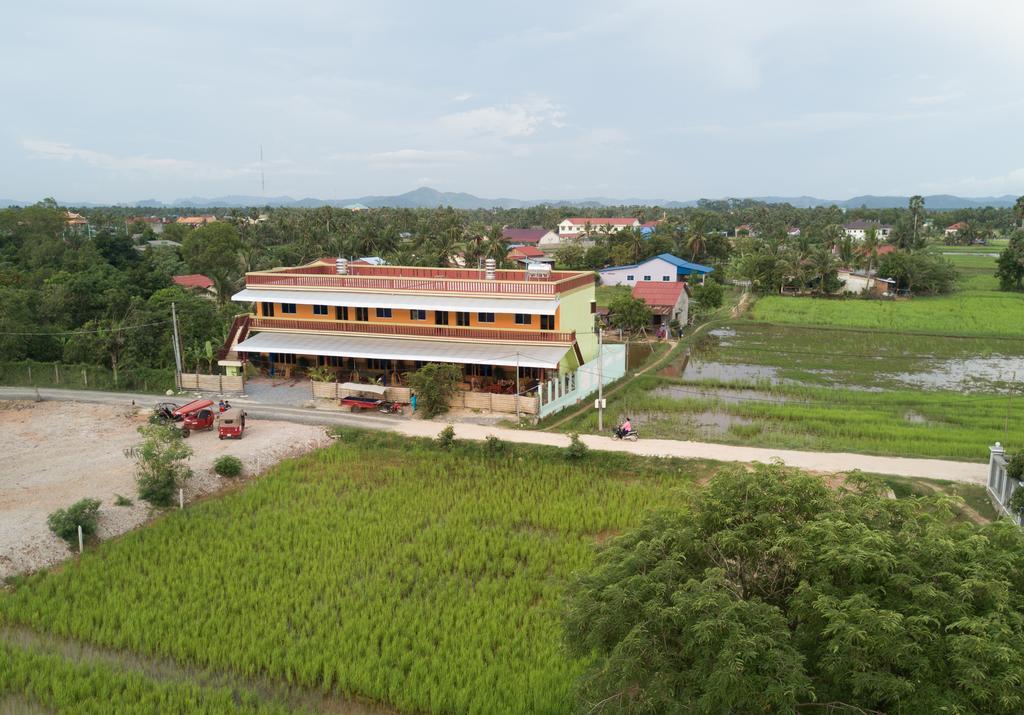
[0,320,170,337]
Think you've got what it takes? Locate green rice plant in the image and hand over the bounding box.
[751,292,1024,337]
[0,640,290,714]
[0,432,704,715]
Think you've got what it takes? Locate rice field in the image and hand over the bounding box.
[0,432,705,715]
[563,373,1020,461]
[750,291,1024,337]
[0,639,290,714]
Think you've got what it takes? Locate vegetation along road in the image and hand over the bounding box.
[0,386,988,483]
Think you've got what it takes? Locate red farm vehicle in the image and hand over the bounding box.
[173,399,216,438]
[218,410,246,439]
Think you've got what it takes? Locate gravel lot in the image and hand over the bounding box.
[0,400,331,579]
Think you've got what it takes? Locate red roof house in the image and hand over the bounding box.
[173,274,216,296]
[631,281,690,331]
[501,227,552,244]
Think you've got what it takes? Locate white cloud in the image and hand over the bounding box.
[23,139,204,173]
[438,99,566,138]
[366,149,477,169]
[452,92,473,102]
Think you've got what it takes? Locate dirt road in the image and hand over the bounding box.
[0,400,330,579]
[0,387,990,485]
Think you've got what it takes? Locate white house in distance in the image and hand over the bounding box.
[945,221,969,238]
[599,253,714,287]
[843,219,892,241]
[558,217,640,238]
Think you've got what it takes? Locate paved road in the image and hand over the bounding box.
[0,387,988,484]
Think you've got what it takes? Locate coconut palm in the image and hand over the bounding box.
[909,195,925,243]
[1015,195,1024,229]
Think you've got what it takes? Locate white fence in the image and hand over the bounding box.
[537,344,627,418]
[987,442,1021,525]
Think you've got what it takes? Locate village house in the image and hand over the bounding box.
[221,259,606,415]
[945,221,969,238]
[598,253,714,287]
[172,274,217,298]
[843,219,892,241]
[632,281,689,334]
[500,227,559,246]
[126,216,167,234]
[175,215,218,227]
[836,269,896,297]
[734,223,757,237]
[507,245,553,265]
[64,211,90,235]
[557,217,640,238]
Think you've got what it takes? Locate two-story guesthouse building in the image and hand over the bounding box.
[228,259,598,392]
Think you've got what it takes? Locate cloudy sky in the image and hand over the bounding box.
[3,0,1024,203]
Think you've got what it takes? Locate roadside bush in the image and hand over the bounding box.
[1008,452,1024,482]
[691,280,724,313]
[406,363,463,418]
[213,455,243,478]
[484,434,506,456]
[47,498,101,545]
[566,432,589,460]
[135,423,193,507]
[436,424,456,449]
[113,494,133,507]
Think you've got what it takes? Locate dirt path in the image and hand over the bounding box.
[0,387,989,486]
[0,400,330,579]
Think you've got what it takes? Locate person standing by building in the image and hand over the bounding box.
[410,392,417,414]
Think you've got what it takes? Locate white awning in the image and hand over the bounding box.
[231,288,559,315]
[235,331,569,369]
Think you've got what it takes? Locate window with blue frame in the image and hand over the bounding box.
[281,303,297,314]
[313,304,328,315]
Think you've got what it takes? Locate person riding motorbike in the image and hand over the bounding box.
[615,417,633,439]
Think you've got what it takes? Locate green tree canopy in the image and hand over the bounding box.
[180,222,242,302]
[607,293,653,333]
[565,464,1024,714]
[996,231,1024,291]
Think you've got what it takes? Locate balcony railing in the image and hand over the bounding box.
[244,271,594,296]
[249,317,576,343]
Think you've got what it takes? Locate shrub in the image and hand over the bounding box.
[436,424,456,449]
[1007,452,1024,482]
[113,494,133,507]
[406,363,463,418]
[47,498,101,545]
[135,423,193,507]
[484,434,506,456]
[566,432,589,460]
[213,455,243,478]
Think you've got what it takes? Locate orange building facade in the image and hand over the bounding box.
[228,259,598,390]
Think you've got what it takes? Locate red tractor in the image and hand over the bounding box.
[172,399,216,438]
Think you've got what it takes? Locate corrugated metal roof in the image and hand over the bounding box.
[236,331,568,369]
[232,288,559,315]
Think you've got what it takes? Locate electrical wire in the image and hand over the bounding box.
[0,320,170,336]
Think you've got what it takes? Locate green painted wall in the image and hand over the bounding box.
[557,281,598,363]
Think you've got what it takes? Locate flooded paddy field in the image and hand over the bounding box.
[564,320,1024,461]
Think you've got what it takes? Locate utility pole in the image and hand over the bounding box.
[171,302,183,386]
[515,352,521,420]
[597,328,604,432]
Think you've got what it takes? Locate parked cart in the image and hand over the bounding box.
[338,382,402,414]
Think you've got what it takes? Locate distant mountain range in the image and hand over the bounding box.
[1,187,1019,210]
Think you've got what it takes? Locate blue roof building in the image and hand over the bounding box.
[598,253,713,287]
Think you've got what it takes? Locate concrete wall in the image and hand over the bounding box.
[538,343,626,418]
[599,257,677,287]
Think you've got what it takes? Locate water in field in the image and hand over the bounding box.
[661,323,1024,394]
[893,356,1024,393]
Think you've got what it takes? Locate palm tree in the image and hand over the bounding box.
[809,245,838,295]
[862,228,880,293]
[909,195,925,244]
[686,213,709,261]
[1015,196,1024,229]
